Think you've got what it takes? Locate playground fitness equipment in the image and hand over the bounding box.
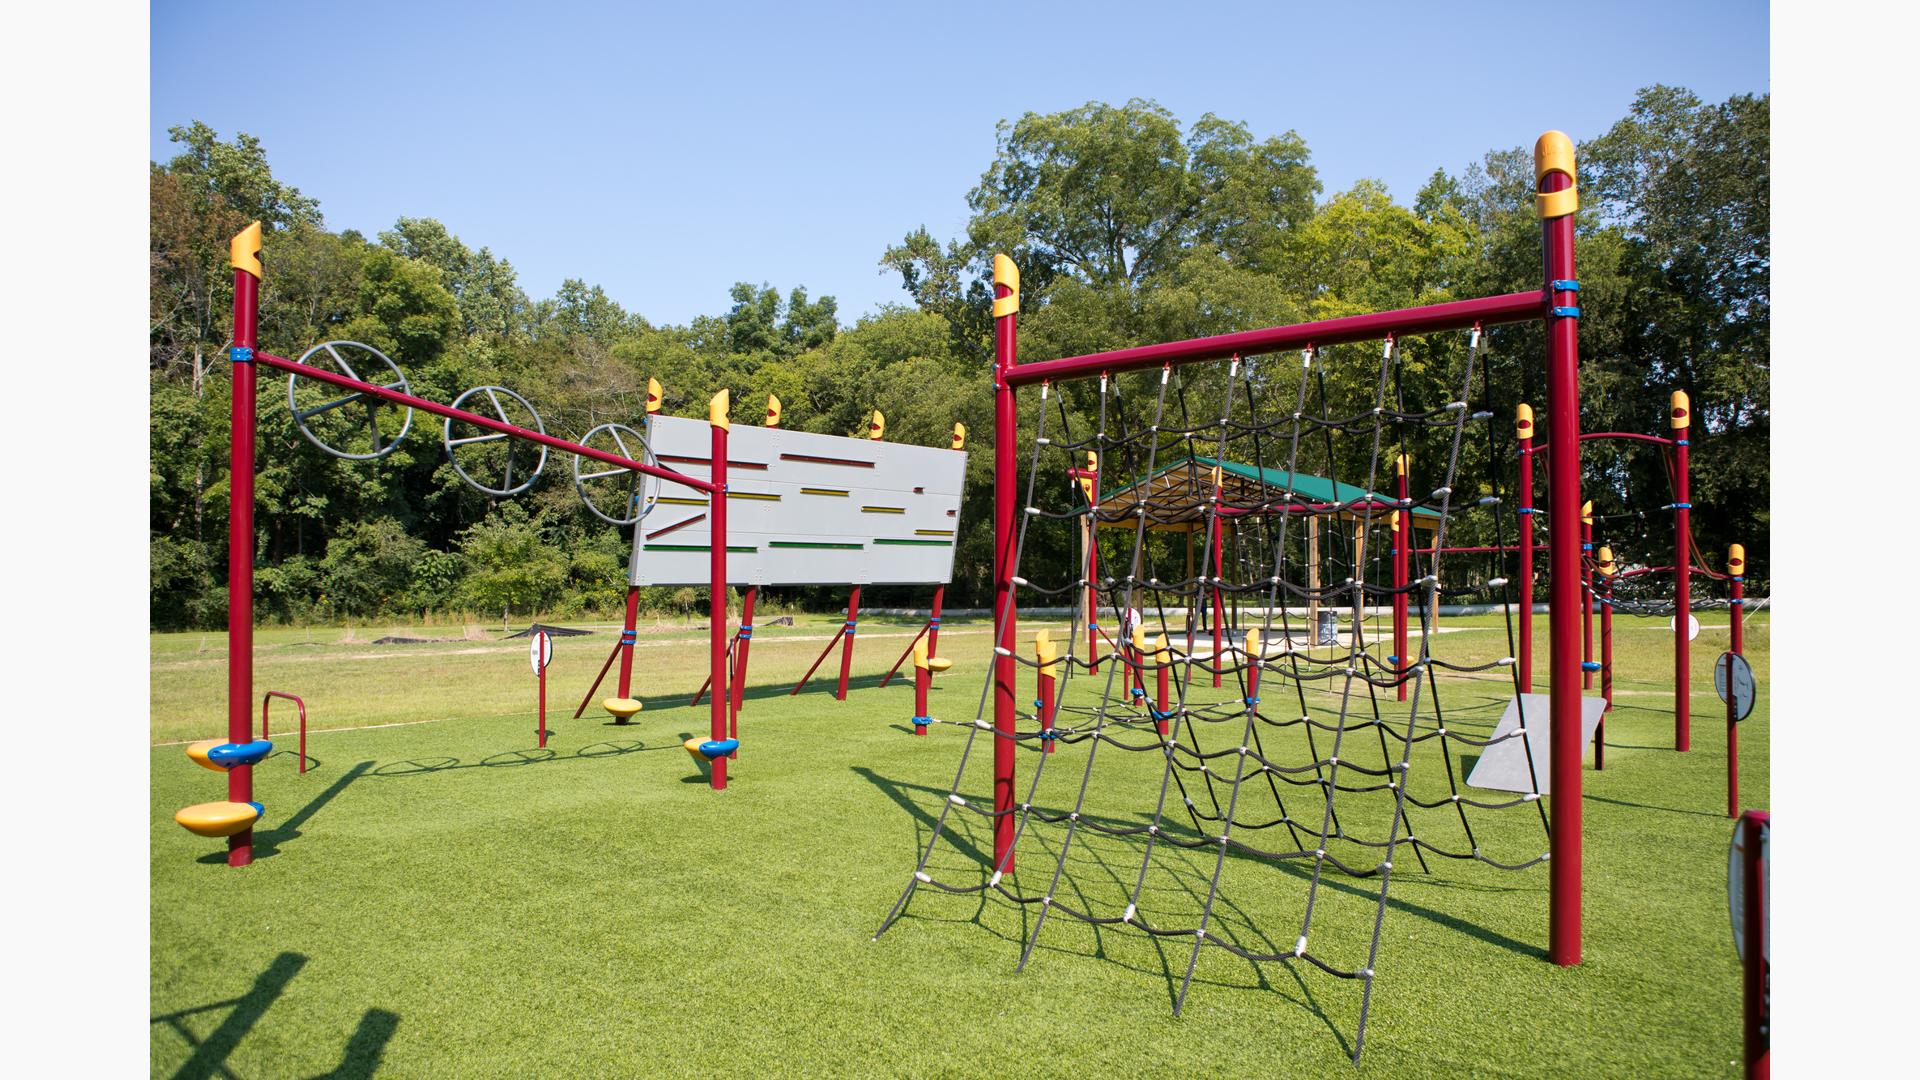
[181,223,737,868]
[876,132,1591,1062]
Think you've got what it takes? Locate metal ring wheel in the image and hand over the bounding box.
[573,422,662,526]
[442,386,549,497]
[286,341,414,460]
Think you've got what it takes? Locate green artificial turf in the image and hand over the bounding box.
[151,610,1768,1077]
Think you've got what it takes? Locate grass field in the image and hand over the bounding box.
[152,608,1768,1077]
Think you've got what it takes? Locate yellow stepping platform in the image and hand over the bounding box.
[175,801,262,838]
[926,657,953,673]
[185,740,226,772]
[603,698,644,720]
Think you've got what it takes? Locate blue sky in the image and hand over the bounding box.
[151,1,1768,327]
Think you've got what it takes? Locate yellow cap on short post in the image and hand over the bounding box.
[1534,131,1578,219]
[1581,500,1593,526]
[1516,403,1534,438]
[231,221,263,278]
[1728,543,1746,575]
[951,423,966,450]
[1035,628,1061,680]
[709,388,730,430]
[1597,546,1616,577]
[1670,390,1690,430]
[647,377,663,415]
[868,410,885,441]
[1245,628,1263,659]
[766,394,782,428]
[992,254,1020,318]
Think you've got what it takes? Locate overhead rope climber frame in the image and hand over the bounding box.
[192,222,738,870]
[874,131,1593,1063]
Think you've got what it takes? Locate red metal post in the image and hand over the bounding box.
[927,584,944,656]
[1210,518,1226,689]
[836,586,862,701]
[1673,391,1693,751]
[616,586,640,700]
[1245,629,1264,718]
[1742,810,1770,1079]
[1083,458,1102,676]
[1728,544,1746,817]
[1037,632,1058,754]
[912,640,932,736]
[1539,130,1584,966]
[709,392,730,790]
[1517,404,1536,694]
[730,586,755,749]
[1596,547,1615,770]
[992,255,1020,872]
[227,224,262,868]
[1153,635,1170,736]
[1581,503,1595,689]
[1394,457,1410,702]
[537,653,548,748]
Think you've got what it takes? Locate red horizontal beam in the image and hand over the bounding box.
[1006,290,1546,386]
[257,351,715,495]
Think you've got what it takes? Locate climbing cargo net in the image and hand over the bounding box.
[875,331,1554,1062]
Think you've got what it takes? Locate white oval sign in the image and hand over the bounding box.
[529,630,553,674]
[1668,612,1702,641]
[1714,651,1757,722]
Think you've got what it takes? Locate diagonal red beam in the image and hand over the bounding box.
[256,351,715,494]
[1005,290,1545,386]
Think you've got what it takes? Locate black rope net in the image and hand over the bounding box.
[874,332,1551,1063]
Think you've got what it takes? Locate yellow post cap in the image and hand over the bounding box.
[951,422,966,450]
[1516,403,1534,437]
[709,388,731,430]
[1581,500,1593,524]
[1152,634,1169,662]
[1396,453,1409,475]
[1245,628,1263,658]
[868,410,885,441]
[913,637,929,670]
[646,377,663,415]
[1131,625,1147,651]
[992,254,1020,318]
[1670,390,1690,429]
[175,801,261,838]
[1534,131,1578,219]
[1728,543,1746,573]
[230,221,263,279]
[1035,628,1061,679]
[765,394,782,428]
[1597,545,1616,576]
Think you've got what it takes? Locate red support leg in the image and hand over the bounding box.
[1597,547,1615,770]
[709,397,730,790]
[1728,544,1746,817]
[227,227,261,868]
[1517,405,1536,694]
[616,585,640,699]
[1154,636,1170,736]
[1540,131,1584,966]
[836,585,862,701]
[1582,506,1595,689]
[790,617,849,695]
[1673,392,1693,751]
[730,586,755,753]
[1742,810,1769,1079]
[575,637,623,718]
[992,255,1020,873]
[913,655,931,736]
[1394,458,1409,702]
[1210,523,1226,689]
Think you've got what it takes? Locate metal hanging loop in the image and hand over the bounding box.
[443,385,548,496]
[286,341,414,460]
[573,421,660,526]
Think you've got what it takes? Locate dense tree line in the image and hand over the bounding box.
[150,87,1768,629]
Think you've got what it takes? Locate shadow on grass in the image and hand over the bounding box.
[152,951,399,1080]
[855,766,1544,962]
[197,761,373,864]
[366,740,661,778]
[1585,793,1726,819]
